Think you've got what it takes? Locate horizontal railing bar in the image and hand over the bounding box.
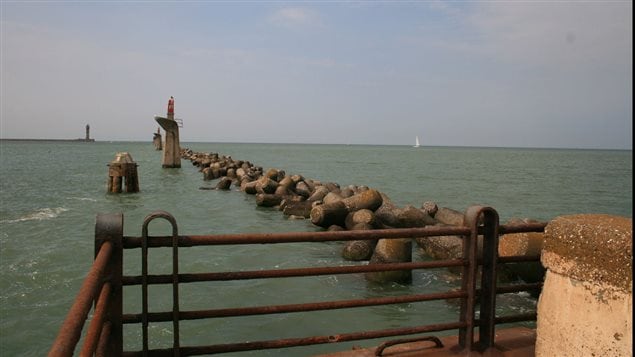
[49,241,113,357]
[123,312,537,356]
[122,259,466,286]
[498,255,541,263]
[122,321,467,356]
[495,283,542,294]
[121,222,546,249]
[120,255,540,289]
[122,226,473,248]
[122,290,467,324]
[494,313,538,324]
[472,313,538,328]
[498,223,546,234]
[470,283,542,298]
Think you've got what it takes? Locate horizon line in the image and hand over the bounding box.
[1,137,631,151]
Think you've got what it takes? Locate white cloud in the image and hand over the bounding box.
[268,7,321,28]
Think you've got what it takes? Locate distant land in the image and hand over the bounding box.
[0,139,632,151]
[0,138,95,142]
[0,124,96,143]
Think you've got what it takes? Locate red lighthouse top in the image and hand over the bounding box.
[167,96,175,119]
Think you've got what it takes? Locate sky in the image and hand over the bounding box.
[0,1,632,149]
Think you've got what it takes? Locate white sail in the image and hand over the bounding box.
[413,136,420,148]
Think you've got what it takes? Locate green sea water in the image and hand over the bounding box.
[0,141,631,356]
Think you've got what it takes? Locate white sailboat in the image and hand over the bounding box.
[413,136,421,148]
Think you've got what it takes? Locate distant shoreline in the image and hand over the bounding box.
[0,139,630,151]
[0,138,95,142]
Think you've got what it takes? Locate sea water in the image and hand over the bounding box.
[0,141,631,356]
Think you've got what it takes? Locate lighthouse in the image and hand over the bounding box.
[80,124,95,142]
[154,97,182,168]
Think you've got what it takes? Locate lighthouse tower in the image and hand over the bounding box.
[155,96,181,168]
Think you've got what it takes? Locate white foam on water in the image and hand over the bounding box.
[66,197,98,202]
[1,207,69,223]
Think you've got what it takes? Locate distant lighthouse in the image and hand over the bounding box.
[78,124,94,142]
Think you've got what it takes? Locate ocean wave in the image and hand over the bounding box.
[1,207,69,223]
[66,197,98,202]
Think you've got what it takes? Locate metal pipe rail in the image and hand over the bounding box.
[49,206,546,356]
[49,213,123,357]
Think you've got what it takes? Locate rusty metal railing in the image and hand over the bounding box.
[49,206,546,356]
[49,213,123,357]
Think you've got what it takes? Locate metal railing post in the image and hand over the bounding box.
[95,213,123,356]
[458,205,482,350]
[477,207,500,351]
[458,205,500,351]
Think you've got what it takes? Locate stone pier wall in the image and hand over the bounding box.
[536,214,632,356]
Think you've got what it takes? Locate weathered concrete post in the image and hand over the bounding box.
[107,152,139,193]
[536,214,632,356]
[155,96,181,168]
[153,127,162,151]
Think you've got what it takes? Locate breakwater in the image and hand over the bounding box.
[181,147,544,283]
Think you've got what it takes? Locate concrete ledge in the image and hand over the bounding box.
[542,214,632,292]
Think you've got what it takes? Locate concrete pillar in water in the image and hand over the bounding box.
[85,124,90,141]
[153,127,163,151]
[107,152,139,193]
[155,96,181,168]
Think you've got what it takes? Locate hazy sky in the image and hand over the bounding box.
[1,1,632,149]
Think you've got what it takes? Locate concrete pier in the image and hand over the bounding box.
[107,152,139,193]
[153,127,162,151]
